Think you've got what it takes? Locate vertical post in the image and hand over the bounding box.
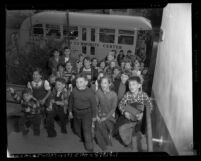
[146,106,153,152]
[66,10,70,48]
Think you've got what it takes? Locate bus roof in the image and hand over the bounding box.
[24,11,152,30]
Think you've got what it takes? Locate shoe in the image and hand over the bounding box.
[61,128,67,134]
[22,129,29,136]
[34,131,40,136]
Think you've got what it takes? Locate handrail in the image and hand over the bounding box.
[146,103,153,152]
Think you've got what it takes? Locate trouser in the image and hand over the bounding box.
[119,122,137,145]
[94,119,114,150]
[19,114,41,135]
[73,108,93,151]
[46,106,67,136]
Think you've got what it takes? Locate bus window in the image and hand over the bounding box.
[82,46,86,54]
[63,26,78,40]
[90,47,95,55]
[32,24,43,36]
[118,29,134,45]
[99,28,115,43]
[91,28,95,42]
[82,28,87,41]
[45,24,61,39]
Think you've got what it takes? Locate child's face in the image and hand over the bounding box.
[127,51,132,56]
[54,51,60,58]
[134,60,140,69]
[66,63,72,71]
[64,49,71,57]
[33,71,42,82]
[58,66,64,72]
[121,74,129,84]
[100,62,105,69]
[84,59,91,69]
[110,61,116,68]
[98,73,104,80]
[55,81,65,92]
[129,80,141,93]
[125,62,132,70]
[92,59,98,67]
[107,53,114,61]
[121,62,125,68]
[113,68,120,77]
[23,93,32,102]
[76,77,88,90]
[101,78,110,92]
[79,55,84,62]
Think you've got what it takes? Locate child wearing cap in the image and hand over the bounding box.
[7,88,41,136]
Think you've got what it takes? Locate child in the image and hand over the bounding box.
[117,50,125,67]
[91,71,104,93]
[124,60,133,73]
[7,88,41,136]
[117,76,153,151]
[56,63,66,80]
[98,60,106,73]
[27,68,51,128]
[112,66,121,82]
[91,58,99,82]
[48,49,62,75]
[132,59,142,76]
[105,60,117,78]
[64,61,76,86]
[68,74,97,152]
[75,60,83,75]
[105,51,115,66]
[80,56,93,87]
[45,78,69,137]
[95,76,118,151]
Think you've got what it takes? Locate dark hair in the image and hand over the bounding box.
[63,46,70,51]
[33,67,43,76]
[119,50,124,53]
[22,88,32,96]
[91,57,97,61]
[100,75,113,85]
[121,70,131,77]
[52,48,59,54]
[75,73,88,81]
[55,77,66,84]
[57,63,65,70]
[128,76,142,84]
[127,50,132,53]
[83,56,91,62]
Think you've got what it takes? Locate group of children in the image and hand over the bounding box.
[7,47,153,152]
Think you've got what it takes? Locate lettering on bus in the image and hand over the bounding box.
[70,41,122,49]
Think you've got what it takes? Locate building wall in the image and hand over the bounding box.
[152,4,193,155]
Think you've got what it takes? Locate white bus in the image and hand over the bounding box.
[19,11,152,60]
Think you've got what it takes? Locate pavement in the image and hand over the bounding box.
[7,114,148,154]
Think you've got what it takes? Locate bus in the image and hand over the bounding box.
[19,11,152,60]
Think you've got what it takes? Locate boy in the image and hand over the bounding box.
[7,88,41,136]
[68,74,97,152]
[118,76,153,151]
[46,77,69,137]
[80,56,93,87]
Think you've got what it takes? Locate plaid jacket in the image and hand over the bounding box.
[119,91,153,115]
[11,92,41,115]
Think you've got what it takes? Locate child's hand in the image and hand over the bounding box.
[25,107,31,112]
[92,117,97,122]
[7,87,15,94]
[124,111,132,120]
[69,112,73,119]
[46,105,52,111]
[39,99,46,105]
[100,117,106,122]
[136,113,143,121]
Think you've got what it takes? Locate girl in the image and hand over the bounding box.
[95,75,118,151]
[27,68,51,128]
